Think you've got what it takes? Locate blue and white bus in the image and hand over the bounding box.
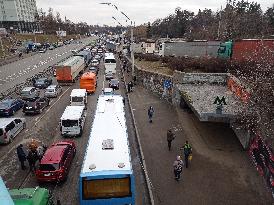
[79,94,135,205]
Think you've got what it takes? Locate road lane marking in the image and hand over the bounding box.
[34,87,70,126]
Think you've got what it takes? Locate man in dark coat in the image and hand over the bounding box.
[16,144,26,170]
[147,106,154,123]
[27,150,38,172]
[167,129,175,151]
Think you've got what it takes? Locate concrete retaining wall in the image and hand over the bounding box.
[136,68,173,102]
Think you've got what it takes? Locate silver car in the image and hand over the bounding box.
[45,85,62,98]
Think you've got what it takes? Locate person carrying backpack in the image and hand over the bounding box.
[173,156,184,181]
[181,141,192,168]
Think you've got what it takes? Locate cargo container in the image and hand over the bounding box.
[74,50,92,66]
[80,72,97,94]
[159,40,220,58]
[56,56,85,83]
[218,39,274,62]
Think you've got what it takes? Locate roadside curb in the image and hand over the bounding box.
[120,59,155,205]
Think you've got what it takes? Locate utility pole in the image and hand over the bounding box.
[217,6,222,40]
[130,24,135,77]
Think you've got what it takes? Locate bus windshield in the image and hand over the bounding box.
[83,177,131,199]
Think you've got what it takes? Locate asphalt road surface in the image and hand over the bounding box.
[0,58,150,204]
[0,37,96,93]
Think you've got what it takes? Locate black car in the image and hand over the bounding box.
[109,79,119,90]
[0,98,24,116]
[33,78,52,89]
[23,97,50,114]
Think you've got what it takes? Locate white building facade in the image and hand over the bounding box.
[0,0,39,32]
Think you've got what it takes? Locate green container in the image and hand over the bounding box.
[9,187,53,205]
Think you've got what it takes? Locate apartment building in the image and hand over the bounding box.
[0,0,39,32]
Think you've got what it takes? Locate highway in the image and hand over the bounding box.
[0,37,95,94]
[0,56,150,204]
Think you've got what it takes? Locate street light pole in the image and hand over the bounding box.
[130,25,135,77]
[100,2,135,77]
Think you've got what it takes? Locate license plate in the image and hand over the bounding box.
[44,173,51,176]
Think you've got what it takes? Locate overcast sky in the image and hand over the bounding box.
[36,0,273,26]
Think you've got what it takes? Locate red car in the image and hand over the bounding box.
[36,140,76,183]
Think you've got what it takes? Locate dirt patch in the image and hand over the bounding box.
[135,59,174,76]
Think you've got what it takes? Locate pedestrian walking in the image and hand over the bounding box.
[173,156,184,181]
[16,144,26,170]
[128,81,133,92]
[167,129,175,151]
[147,106,154,123]
[133,75,137,85]
[127,82,131,93]
[27,150,38,172]
[181,141,192,168]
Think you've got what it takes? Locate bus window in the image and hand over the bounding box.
[83,177,131,199]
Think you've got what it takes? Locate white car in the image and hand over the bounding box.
[0,118,26,144]
[45,85,62,98]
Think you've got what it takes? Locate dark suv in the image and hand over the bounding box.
[23,97,50,114]
[33,78,52,89]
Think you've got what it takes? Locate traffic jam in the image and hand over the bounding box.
[0,37,139,205]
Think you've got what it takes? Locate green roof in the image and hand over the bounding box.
[9,187,50,205]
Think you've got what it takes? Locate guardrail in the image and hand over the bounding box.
[0,65,55,100]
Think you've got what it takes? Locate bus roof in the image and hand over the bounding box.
[81,95,131,174]
[70,89,86,97]
[60,106,85,120]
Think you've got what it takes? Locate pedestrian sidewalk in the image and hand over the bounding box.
[123,71,273,204]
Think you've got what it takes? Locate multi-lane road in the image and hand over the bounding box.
[0,51,150,204]
[0,37,95,93]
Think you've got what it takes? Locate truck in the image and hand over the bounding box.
[74,50,92,66]
[80,72,97,94]
[217,39,274,62]
[55,56,85,84]
[159,40,220,58]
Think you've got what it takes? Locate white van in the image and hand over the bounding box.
[0,118,26,144]
[70,89,87,107]
[60,106,86,137]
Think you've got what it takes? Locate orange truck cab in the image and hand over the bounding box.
[80,72,97,93]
